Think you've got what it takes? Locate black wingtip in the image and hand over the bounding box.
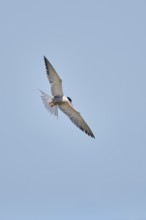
[89,133,95,139]
[44,56,47,62]
[88,131,95,139]
[43,56,48,70]
[92,132,95,138]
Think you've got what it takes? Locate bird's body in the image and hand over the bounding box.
[40,56,95,138]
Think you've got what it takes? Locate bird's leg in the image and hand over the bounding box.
[49,101,55,107]
[49,100,58,107]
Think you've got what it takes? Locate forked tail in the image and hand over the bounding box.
[40,90,58,117]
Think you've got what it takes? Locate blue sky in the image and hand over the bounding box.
[0,0,146,219]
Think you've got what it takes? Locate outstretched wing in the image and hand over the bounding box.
[44,56,64,97]
[59,102,95,138]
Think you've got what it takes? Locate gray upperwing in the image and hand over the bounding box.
[59,102,95,138]
[44,56,64,97]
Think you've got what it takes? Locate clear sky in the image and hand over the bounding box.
[0,0,146,219]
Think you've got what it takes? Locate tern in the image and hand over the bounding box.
[40,56,95,138]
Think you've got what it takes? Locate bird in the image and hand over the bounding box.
[40,56,95,138]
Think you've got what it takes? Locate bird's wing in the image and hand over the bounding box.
[59,102,95,138]
[44,56,64,97]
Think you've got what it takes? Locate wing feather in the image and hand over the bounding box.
[44,56,64,97]
[59,102,95,138]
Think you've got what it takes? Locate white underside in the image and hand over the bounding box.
[40,90,58,117]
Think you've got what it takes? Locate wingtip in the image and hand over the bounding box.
[92,132,95,138]
[43,56,49,71]
[84,128,95,139]
[89,133,95,139]
[44,55,47,62]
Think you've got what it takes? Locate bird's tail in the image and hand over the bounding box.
[40,90,58,118]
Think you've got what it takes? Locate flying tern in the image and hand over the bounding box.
[40,56,95,138]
